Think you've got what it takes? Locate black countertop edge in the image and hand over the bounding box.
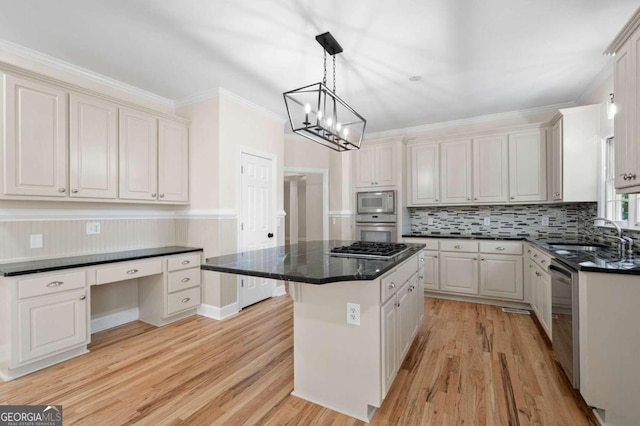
[403,234,528,241]
[0,246,203,277]
[201,244,425,285]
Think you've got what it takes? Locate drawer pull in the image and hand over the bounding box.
[46,281,64,287]
[541,260,546,264]
[420,257,424,263]
[454,245,463,249]
[127,269,139,275]
[533,254,538,258]
[181,260,191,265]
[181,297,191,303]
[496,247,505,251]
[80,295,86,300]
[389,282,395,289]
[181,277,190,283]
[535,271,541,277]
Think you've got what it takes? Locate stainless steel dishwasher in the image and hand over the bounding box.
[550,259,580,388]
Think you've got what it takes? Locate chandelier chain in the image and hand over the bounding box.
[333,55,336,93]
[323,50,327,85]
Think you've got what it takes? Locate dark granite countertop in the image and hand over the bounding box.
[201,241,425,284]
[403,233,640,275]
[0,246,203,277]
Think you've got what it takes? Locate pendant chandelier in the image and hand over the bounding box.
[283,32,367,152]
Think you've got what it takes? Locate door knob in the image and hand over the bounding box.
[267,233,274,238]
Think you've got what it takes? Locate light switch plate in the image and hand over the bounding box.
[30,234,43,249]
[483,217,491,226]
[86,222,101,235]
[347,302,360,326]
[541,216,550,226]
[427,217,435,226]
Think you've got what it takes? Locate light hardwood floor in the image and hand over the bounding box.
[0,295,596,425]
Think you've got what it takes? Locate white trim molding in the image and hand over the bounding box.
[197,302,240,321]
[273,285,287,297]
[0,208,179,222]
[90,307,139,334]
[0,37,174,108]
[329,210,354,217]
[175,209,238,220]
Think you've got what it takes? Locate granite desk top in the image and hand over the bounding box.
[0,246,203,277]
[201,241,425,284]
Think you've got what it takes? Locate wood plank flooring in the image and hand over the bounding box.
[0,296,596,425]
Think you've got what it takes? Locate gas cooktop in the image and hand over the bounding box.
[329,242,409,259]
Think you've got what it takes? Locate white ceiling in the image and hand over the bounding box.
[0,0,636,132]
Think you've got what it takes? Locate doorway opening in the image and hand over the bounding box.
[283,167,329,244]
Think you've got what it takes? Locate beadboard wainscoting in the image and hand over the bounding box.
[409,203,598,238]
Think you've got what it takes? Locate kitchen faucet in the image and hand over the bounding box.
[592,217,626,256]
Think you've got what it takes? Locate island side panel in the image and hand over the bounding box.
[292,278,382,421]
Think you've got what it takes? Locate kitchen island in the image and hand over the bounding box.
[201,241,425,422]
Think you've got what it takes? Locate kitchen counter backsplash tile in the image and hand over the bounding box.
[409,203,597,239]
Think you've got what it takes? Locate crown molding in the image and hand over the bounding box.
[604,7,640,55]
[173,88,221,107]
[0,38,174,108]
[364,102,576,140]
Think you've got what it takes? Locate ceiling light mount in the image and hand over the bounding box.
[283,32,366,152]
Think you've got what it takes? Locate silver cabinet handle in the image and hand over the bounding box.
[127,269,139,274]
[71,189,78,193]
[160,194,165,198]
[536,271,541,277]
[454,245,463,249]
[420,257,425,263]
[389,282,395,289]
[474,197,478,200]
[510,196,515,200]
[58,188,66,193]
[408,286,413,292]
[481,258,485,261]
[181,277,190,282]
[631,174,637,180]
[435,199,439,202]
[466,198,470,201]
[80,295,86,300]
[473,258,477,261]
[181,297,191,303]
[541,260,546,264]
[496,247,505,251]
[434,255,438,259]
[151,193,157,197]
[527,249,531,253]
[555,192,560,197]
[533,254,538,258]
[396,302,400,307]
[47,281,64,287]
[181,260,190,265]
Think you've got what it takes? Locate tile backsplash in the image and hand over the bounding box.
[409,203,598,239]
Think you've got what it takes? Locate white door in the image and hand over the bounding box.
[375,144,396,187]
[441,139,472,204]
[355,146,376,188]
[409,144,440,205]
[473,135,509,203]
[240,152,275,308]
[119,108,158,201]
[508,129,547,202]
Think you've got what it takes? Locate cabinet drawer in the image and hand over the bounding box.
[167,254,201,272]
[403,238,438,250]
[18,271,86,299]
[529,247,552,271]
[96,259,162,285]
[397,255,418,286]
[381,270,398,302]
[167,286,201,315]
[167,268,201,293]
[440,240,478,253]
[480,241,523,255]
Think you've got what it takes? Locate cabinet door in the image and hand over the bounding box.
[473,135,509,203]
[441,139,472,204]
[614,37,636,189]
[3,74,68,197]
[479,254,523,300]
[396,281,412,364]
[409,273,422,339]
[409,144,440,204]
[381,295,397,397]
[422,250,439,291]
[440,252,478,295]
[17,289,88,364]
[158,120,189,202]
[375,144,396,187]
[508,129,547,202]
[119,108,158,200]
[627,29,640,188]
[529,263,539,316]
[539,270,552,340]
[69,94,118,199]
[550,119,563,200]
[355,146,376,188]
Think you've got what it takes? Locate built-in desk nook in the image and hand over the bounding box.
[0,246,203,381]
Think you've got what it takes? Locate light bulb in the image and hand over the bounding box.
[343,128,349,138]
[304,104,311,114]
[318,111,323,119]
[336,123,342,131]
[326,117,333,127]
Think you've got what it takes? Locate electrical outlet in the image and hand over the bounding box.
[427,217,435,226]
[541,216,550,226]
[86,222,101,235]
[483,217,491,226]
[346,302,360,326]
[30,234,43,249]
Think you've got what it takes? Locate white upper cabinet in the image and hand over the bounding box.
[409,143,439,205]
[69,93,118,199]
[440,139,472,204]
[3,74,68,197]
[119,108,159,201]
[355,142,397,188]
[473,135,509,203]
[613,28,640,191]
[550,105,599,202]
[158,120,189,202]
[508,129,547,202]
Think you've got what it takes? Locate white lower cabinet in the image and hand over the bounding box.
[479,254,523,300]
[440,252,479,295]
[527,245,552,339]
[17,288,88,365]
[422,250,439,291]
[381,293,398,396]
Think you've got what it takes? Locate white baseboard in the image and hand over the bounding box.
[91,307,139,334]
[197,302,239,320]
[273,285,287,297]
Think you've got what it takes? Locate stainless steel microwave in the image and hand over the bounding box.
[356,190,395,214]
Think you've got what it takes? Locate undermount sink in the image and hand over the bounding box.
[547,242,610,252]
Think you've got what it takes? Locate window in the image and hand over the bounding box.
[600,137,640,229]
